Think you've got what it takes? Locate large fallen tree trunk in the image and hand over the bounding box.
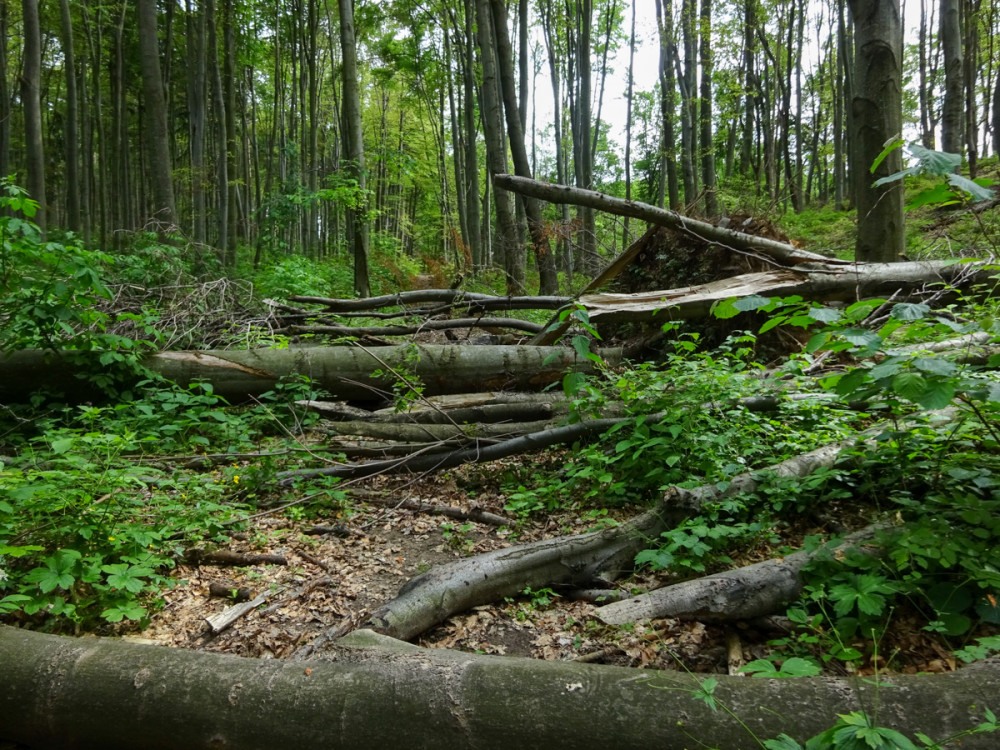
[0,345,620,404]
[578,261,992,326]
[1,625,998,749]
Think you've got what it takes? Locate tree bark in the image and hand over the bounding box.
[21,0,46,234]
[489,0,558,295]
[339,0,371,297]
[3,626,999,750]
[59,0,80,233]
[0,345,620,404]
[475,0,525,295]
[847,0,905,263]
[941,0,964,156]
[137,0,179,229]
[699,0,720,217]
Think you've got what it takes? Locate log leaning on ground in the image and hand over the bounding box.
[0,344,620,403]
[2,625,998,750]
[494,173,838,265]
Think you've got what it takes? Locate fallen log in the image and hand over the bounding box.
[356,416,932,643]
[596,525,882,625]
[578,261,991,326]
[320,418,556,444]
[2,625,998,750]
[494,173,837,266]
[276,415,644,486]
[275,316,545,337]
[0,344,620,404]
[289,289,571,313]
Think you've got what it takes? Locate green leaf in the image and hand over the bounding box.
[712,298,741,320]
[914,380,955,410]
[911,357,957,376]
[890,303,930,321]
[733,295,772,312]
[870,137,905,174]
[907,183,959,209]
[804,332,830,354]
[764,736,804,750]
[841,328,883,353]
[562,371,587,397]
[808,306,842,324]
[948,173,995,202]
[909,143,963,176]
[873,165,921,187]
[892,372,927,401]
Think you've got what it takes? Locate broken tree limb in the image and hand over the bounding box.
[320,418,556,444]
[596,525,883,625]
[358,415,938,643]
[578,260,993,326]
[0,344,620,404]
[494,173,837,266]
[3,625,999,749]
[275,415,645,486]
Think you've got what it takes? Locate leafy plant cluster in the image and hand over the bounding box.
[0,374,329,630]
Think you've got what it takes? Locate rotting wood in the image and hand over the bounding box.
[276,316,545,338]
[184,549,287,567]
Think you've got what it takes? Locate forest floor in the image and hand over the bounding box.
[136,453,959,678]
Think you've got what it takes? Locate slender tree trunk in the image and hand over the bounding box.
[699,0,719,217]
[475,0,524,295]
[941,0,964,156]
[540,0,573,276]
[21,0,46,234]
[59,0,80,232]
[461,0,483,271]
[339,0,371,297]
[740,0,757,179]
[0,2,8,184]
[679,0,698,206]
[623,0,636,245]
[576,0,596,272]
[206,0,229,257]
[223,0,239,261]
[963,0,980,176]
[655,0,680,209]
[919,0,935,147]
[187,0,207,244]
[489,0,557,295]
[848,0,905,263]
[137,0,178,230]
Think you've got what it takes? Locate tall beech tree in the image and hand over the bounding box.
[137,0,178,229]
[21,0,45,234]
[848,0,905,263]
[339,0,371,297]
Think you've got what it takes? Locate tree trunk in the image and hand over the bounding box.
[0,345,618,405]
[489,0,558,295]
[3,626,999,750]
[941,0,964,156]
[339,0,371,297]
[848,0,905,263]
[59,0,80,233]
[137,0,178,229]
[699,0,719,217]
[476,0,525,295]
[679,0,698,206]
[206,0,229,258]
[21,0,46,234]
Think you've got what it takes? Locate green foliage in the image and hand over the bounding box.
[0,181,161,393]
[873,142,995,206]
